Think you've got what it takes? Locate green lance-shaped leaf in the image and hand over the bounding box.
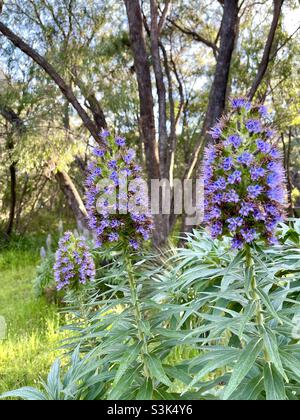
[145,354,172,387]
[256,287,283,324]
[112,342,142,388]
[0,387,48,401]
[223,337,263,400]
[45,359,62,400]
[108,368,137,400]
[262,327,288,381]
[182,350,239,394]
[280,351,300,382]
[136,378,153,400]
[264,363,286,401]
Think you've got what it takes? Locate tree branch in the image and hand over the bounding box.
[123,0,160,181]
[270,24,300,61]
[150,0,169,177]
[0,20,104,145]
[158,0,171,34]
[248,0,284,101]
[183,0,239,180]
[167,17,219,56]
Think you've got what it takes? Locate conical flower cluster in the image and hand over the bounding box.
[203,98,287,249]
[54,232,96,291]
[85,131,154,250]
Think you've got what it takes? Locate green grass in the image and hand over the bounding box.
[0,245,66,393]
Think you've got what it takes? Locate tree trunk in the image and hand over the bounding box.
[6,163,17,237]
[183,0,239,181]
[150,0,168,178]
[124,0,168,247]
[180,0,239,238]
[55,170,88,229]
[248,0,284,101]
[0,104,89,232]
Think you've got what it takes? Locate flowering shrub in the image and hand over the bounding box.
[85,131,153,250]
[54,232,95,291]
[203,98,287,249]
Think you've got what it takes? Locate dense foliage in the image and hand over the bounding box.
[1,221,300,400]
[0,0,299,402]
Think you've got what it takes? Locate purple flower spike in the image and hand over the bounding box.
[86,132,153,250]
[54,232,95,291]
[237,152,253,167]
[258,105,269,118]
[202,97,287,248]
[231,98,251,111]
[227,134,243,149]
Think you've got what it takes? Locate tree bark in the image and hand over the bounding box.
[123,0,160,182]
[0,21,104,146]
[180,0,239,238]
[0,105,89,230]
[124,0,167,247]
[150,0,168,178]
[184,0,239,181]
[248,0,284,101]
[55,170,88,228]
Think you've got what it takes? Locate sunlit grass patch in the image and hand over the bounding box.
[0,246,66,394]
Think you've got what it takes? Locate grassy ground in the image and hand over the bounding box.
[0,244,65,394]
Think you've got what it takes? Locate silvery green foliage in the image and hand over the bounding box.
[0,348,104,400]
[34,252,56,297]
[2,221,300,400]
[159,222,300,400]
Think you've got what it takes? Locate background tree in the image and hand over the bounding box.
[0,0,299,243]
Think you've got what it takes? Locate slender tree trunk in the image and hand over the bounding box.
[6,163,17,237]
[124,0,168,247]
[123,0,160,182]
[282,129,294,216]
[184,0,239,184]
[55,170,88,229]
[248,0,284,101]
[150,0,168,178]
[15,173,29,230]
[180,0,239,238]
[0,104,89,231]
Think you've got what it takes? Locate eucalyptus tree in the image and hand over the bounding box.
[0,0,298,244]
[0,69,89,236]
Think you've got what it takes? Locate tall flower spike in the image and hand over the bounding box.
[54,232,95,291]
[202,98,287,249]
[85,132,154,250]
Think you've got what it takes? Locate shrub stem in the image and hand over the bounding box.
[245,245,264,327]
[124,252,150,378]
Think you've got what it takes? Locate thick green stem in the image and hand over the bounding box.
[245,245,264,327]
[124,252,150,378]
[245,245,270,362]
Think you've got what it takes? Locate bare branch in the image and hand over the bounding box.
[248,0,284,100]
[167,17,219,55]
[158,0,171,34]
[0,21,104,145]
[270,24,300,60]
